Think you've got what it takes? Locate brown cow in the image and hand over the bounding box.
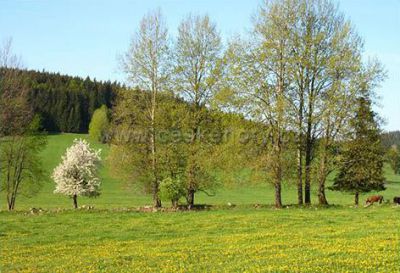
[365,195,384,205]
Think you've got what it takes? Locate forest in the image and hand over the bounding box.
[0,68,119,133]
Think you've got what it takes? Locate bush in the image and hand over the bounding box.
[160,176,186,208]
[89,105,109,143]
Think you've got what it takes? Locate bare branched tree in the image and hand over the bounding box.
[0,38,46,210]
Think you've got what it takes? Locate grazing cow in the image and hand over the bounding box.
[365,195,384,205]
[393,197,400,205]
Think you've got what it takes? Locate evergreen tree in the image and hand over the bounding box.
[330,91,386,205]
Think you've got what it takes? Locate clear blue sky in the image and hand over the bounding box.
[1,0,399,131]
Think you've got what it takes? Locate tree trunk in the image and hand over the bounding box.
[274,181,282,208]
[10,196,16,211]
[297,88,304,206]
[354,192,359,206]
[7,199,14,211]
[304,145,312,205]
[186,189,195,209]
[153,184,161,208]
[318,151,329,205]
[274,48,284,210]
[304,85,314,205]
[187,125,198,210]
[150,83,161,209]
[150,142,161,208]
[318,180,328,205]
[297,148,303,205]
[273,136,283,209]
[73,194,78,209]
[7,194,14,211]
[171,199,178,209]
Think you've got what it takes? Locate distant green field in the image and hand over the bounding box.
[0,134,400,210]
[1,134,400,272]
[2,133,400,210]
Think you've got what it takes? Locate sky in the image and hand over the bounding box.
[0,0,399,131]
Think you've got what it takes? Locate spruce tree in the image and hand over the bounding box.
[330,92,386,205]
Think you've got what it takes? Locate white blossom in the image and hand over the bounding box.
[53,139,101,197]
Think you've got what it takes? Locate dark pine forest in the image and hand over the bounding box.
[2,68,119,133]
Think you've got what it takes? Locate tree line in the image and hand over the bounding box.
[108,0,387,209]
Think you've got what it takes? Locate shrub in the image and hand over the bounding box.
[160,176,186,208]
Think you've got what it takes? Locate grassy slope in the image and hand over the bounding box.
[3,133,400,210]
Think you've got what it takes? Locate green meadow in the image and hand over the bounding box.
[1,134,400,272]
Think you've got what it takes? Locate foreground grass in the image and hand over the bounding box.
[1,206,399,272]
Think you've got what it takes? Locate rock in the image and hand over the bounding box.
[29,208,43,214]
[80,205,94,210]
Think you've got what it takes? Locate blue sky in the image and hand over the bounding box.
[1,0,399,131]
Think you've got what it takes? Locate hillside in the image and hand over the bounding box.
[3,133,400,211]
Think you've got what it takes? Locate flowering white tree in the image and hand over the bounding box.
[53,139,101,208]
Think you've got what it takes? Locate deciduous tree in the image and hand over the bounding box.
[287,0,364,205]
[0,117,47,210]
[89,105,110,143]
[0,38,47,211]
[120,10,171,208]
[53,139,101,208]
[223,0,298,208]
[172,14,223,206]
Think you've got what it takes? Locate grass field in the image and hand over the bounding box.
[1,207,399,272]
[1,134,400,272]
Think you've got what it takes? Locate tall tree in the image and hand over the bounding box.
[172,14,223,207]
[109,88,191,207]
[120,10,171,208]
[330,67,386,206]
[223,0,298,208]
[287,0,364,204]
